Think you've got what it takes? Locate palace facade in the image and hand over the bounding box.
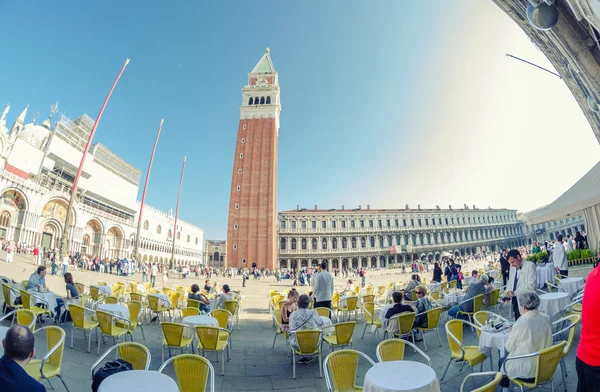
[0,104,203,266]
[277,205,525,270]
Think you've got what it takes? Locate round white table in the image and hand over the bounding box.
[182,315,219,338]
[539,292,570,318]
[493,281,504,290]
[363,360,440,392]
[320,315,332,336]
[478,329,510,357]
[485,270,499,279]
[463,276,472,286]
[149,293,170,308]
[536,266,556,289]
[91,284,112,296]
[441,292,466,306]
[28,290,57,312]
[97,304,130,320]
[427,282,441,292]
[0,326,8,355]
[558,277,584,297]
[98,370,178,392]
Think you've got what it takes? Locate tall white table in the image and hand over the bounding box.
[363,360,440,392]
[558,277,584,297]
[98,370,178,392]
[539,292,570,318]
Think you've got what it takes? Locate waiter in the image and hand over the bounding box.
[505,249,537,320]
[499,249,510,287]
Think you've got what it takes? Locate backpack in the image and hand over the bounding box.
[92,359,133,392]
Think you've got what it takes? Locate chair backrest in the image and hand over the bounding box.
[449,280,457,288]
[425,307,442,330]
[376,339,405,362]
[209,309,230,329]
[19,290,32,310]
[127,301,142,324]
[488,289,500,306]
[315,307,331,318]
[16,309,36,331]
[363,302,376,323]
[472,294,484,313]
[104,296,118,304]
[69,304,87,328]
[553,314,581,356]
[362,295,375,304]
[45,326,66,368]
[333,322,356,345]
[130,292,143,302]
[129,283,138,294]
[2,284,15,306]
[332,292,340,308]
[75,283,85,295]
[271,295,284,305]
[465,372,503,392]
[534,341,567,385]
[169,291,182,310]
[295,330,321,354]
[21,280,28,289]
[377,286,386,296]
[441,282,448,290]
[96,310,117,335]
[162,322,186,346]
[446,319,465,359]
[118,342,150,370]
[223,300,238,315]
[366,286,374,295]
[473,311,489,339]
[111,284,121,297]
[397,312,416,334]
[182,307,200,318]
[346,296,358,311]
[187,298,201,309]
[90,286,101,301]
[195,326,224,350]
[324,349,373,391]
[147,295,160,310]
[97,281,107,286]
[159,354,214,392]
[429,291,441,300]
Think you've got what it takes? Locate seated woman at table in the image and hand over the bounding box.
[403,274,421,301]
[448,274,487,319]
[288,294,324,363]
[498,291,552,392]
[432,262,443,283]
[55,272,79,323]
[281,288,299,332]
[188,284,210,313]
[213,284,237,309]
[337,280,354,294]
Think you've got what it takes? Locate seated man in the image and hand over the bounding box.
[203,279,212,294]
[0,325,46,391]
[385,291,414,320]
[26,266,47,291]
[448,274,487,319]
[470,270,479,282]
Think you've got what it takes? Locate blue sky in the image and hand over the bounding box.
[1,1,599,241]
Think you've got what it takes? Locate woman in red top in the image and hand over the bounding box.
[576,265,600,391]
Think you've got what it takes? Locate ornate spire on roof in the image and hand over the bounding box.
[42,101,59,129]
[31,110,40,124]
[251,48,275,74]
[0,104,9,134]
[10,105,28,137]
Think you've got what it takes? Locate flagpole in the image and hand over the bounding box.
[134,119,164,262]
[170,156,186,270]
[59,58,130,262]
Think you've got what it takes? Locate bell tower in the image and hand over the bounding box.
[226,48,281,270]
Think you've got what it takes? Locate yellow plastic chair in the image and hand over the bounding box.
[104,296,119,304]
[375,338,431,365]
[460,372,503,392]
[323,321,355,352]
[208,309,234,348]
[158,354,215,392]
[457,294,485,327]
[366,285,374,296]
[449,280,457,289]
[16,309,36,331]
[331,292,340,311]
[441,281,448,291]
[361,301,382,339]
[111,283,121,298]
[97,281,107,286]
[223,300,240,330]
[2,284,22,317]
[337,296,359,321]
[90,285,103,303]
[91,342,150,378]
[187,298,201,309]
[415,307,443,351]
[169,290,183,321]
[502,341,566,392]
[182,307,200,318]
[143,282,151,291]
[383,312,416,340]
[69,304,98,353]
[473,311,509,339]
[161,322,194,362]
[129,292,148,321]
[552,314,581,389]
[21,280,28,289]
[116,300,145,341]
[148,294,170,322]
[19,290,51,328]
[315,307,332,319]
[376,285,387,302]
[441,319,488,381]
[483,289,500,311]
[362,294,375,305]
[24,326,70,391]
[429,291,441,300]
[323,349,375,391]
[195,325,230,376]
[96,310,131,354]
[271,308,288,349]
[290,330,322,379]
[74,283,86,295]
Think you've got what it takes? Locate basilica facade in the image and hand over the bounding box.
[277,205,525,270]
[0,104,203,266]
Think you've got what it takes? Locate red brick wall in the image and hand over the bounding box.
[226,117,278,270]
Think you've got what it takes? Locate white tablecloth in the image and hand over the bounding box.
[320,315,332,336]
[546,263,555,269]
[149,293,170,308]
[536,266,556,289]
[485,270,499,278]
[182,315,219,338]
[97,304,130,320]
[539,292,570,318]
[440,292,466,306]
[91,284,111,296]
[493,281,504,290]
[463,276,472,286]
[98,370,178,392]
[478,329,510,357]
[427,282,441,292]
[28,290,57,310]
[558,277,584,297]
[364,360,440,392]
[0,326,8,355]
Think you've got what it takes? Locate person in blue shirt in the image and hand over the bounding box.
[26,266,47,290]
[0,325,46,391]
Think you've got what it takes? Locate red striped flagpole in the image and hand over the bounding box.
[170,156,186,269]
[134,119,164,259]
[59,58,130,261]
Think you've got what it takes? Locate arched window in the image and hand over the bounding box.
[186,235,190,242]
[351,237,357,249]
[168,230,172,239]
[341,237,347,249]
[0,211,11,227]
[143,220,149,230]
[280,238,286,250]
[266,96,271,104]
[177,232,181,240]
[370,236,375,247]
[301,238,307,250]
[254,96,259,104]
[311,238,317,249]
[260,97,265,104]
[322,238,327,250]
[291,238,296,250]
[248,97,253,105]
[361,237,366,248]
[156,225,161,234]
[332,238,337,249]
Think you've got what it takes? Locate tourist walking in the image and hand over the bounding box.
[162,266,168,287]
[5,242,13,263]
[150,263,158,287]
[311,261,334,309]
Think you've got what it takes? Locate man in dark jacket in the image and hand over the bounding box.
[0,325,46,391]
[384,291,414,319]
[499,249,510,287]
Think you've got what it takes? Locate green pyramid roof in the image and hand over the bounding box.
[251,50,275,74]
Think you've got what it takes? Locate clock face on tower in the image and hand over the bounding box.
[256,77,268,86]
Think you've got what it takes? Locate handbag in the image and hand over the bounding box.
[92,359,133,392]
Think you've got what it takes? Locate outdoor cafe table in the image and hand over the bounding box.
[558,277,584,297]
[539,292,570,318]
[182,315,219,338]
[363,360,440,392]
[91,284,111,296]
[536,265,556,289]
[98,370,178,392]
[427,282,441,292]
[28,290,57,314]
[97,304,130,320]
[478,328,510,357]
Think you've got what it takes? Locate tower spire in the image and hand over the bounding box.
[0,104,9,134]
[251,48,275,74]
[10,105,28,137]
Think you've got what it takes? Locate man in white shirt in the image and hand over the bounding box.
[553,234,569,277]
[311,261,334,309]
[505,249,537,320]
[565,234,574,253]
[150,263,158,287]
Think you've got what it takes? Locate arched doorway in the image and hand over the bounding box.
[352,257,358,268]
[106,226,124,259]
[332,259,339,269]
[0,210,11,240]
[83,219,102,256]
[41,221,61,250]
